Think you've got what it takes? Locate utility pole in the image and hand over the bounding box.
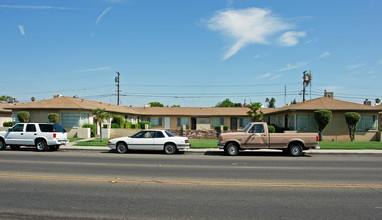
[115,72,120,106]
[302,71,312,102]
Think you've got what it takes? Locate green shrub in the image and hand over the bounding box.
[345,112,361,141]
[268,125,276,133]
[17,111,30,123]
[103,124,108,129]
[82,123,96,137]
[379,124,382,132]
[48,113,59,123]
[214,125,228,131]
[314,110,332,141]
[139,121,151,129]
[3,121,12,127]
[111,115,125,128]
[111,123,121,129]
[124,122,132,129]
[130,124,139,129]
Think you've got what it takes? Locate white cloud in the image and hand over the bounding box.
[278,31,306,47]
[276,62,308,72]
[96,7,112,25]
[345,64,365,70]
[270,74,282,80]
[73,66,111,73]
[17,25,25,37]
[257,73,271,79]
[319,52,330,58]
[206,7,294,60]
[254,54,260,59]
[379,59,382,65]
[0,5,74,10]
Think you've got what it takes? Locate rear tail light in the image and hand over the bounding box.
[185,140,189,143]
[219,136,222,141]
[316,135,319,142]
[53,133,57,138]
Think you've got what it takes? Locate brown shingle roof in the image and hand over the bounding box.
[0,103,12,113]
[131,106,276,116]
[5,96,141,115]
[269,97,378,114]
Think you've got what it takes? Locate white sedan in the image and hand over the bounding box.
[107,130,190,154]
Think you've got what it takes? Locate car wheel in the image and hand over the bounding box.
[36,140,48,151]
[288,144,303,157]
[116,142,128,154]
[225,143,239,156]
[49,145,60,151]
[0,139,6,150]
[164,143,177,155]
[10,145,20,150]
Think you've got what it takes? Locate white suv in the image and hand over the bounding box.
[0,123,69,151]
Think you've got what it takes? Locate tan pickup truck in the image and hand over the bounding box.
[218,122,319,156]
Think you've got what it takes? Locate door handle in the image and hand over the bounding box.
[21,133,23,135]
[34,133,37,135]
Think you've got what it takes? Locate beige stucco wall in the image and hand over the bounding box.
[0,112,12,127]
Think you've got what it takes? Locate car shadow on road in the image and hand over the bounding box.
[203,151,312,157]
[101,149,186,155]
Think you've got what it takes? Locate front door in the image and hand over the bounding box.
[244,124,268,148]
[230,117,237,131]
[191,117,196,130]
[164,117,171,129]
[128,131,155,150]
[5,124,25,145]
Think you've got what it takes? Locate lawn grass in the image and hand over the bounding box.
[69,138,83,142]
[74,138,110,146]
[319,141,382,150]
[189,139,218,148]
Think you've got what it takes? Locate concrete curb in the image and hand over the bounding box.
[60,146,382,154]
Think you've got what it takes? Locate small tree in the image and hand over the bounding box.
[149,102,164,107]
[93,108,110,142]
[111,115,125,128]
[17,111,30,123]
[31,97,35,102]
[344,112,361,141]
[314,110,332,141]
[247,102,264,122]
[48,113,59,123]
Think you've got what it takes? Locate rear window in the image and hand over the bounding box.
[39,124,54,132]
[39,124,66,133]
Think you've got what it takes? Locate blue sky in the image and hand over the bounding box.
[1,0,381,107]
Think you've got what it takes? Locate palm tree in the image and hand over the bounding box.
[93,108,110,142]
[247,102,264,122]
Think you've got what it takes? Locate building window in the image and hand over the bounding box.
[147,117,162,126]
[11,112,20,123]
[239,118,251,127]
[61,113,89,127]
[177,118,189,126]
[288,114,296,130]
[356,115,378,131]
[212,118,224,126]
[296,114,317,131]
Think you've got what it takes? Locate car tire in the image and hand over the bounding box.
[288,144,303,157]
[116,142,128,154]
[225,143,239,156]
[164,143,177,155]
[36,140,48,151]
[10,145,20,150]
[0,139,6,150]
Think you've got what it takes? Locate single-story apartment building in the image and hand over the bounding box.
[264,96,380,141]
[3,93,381,141]
[131,106,274,131]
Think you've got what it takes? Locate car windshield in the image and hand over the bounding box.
[165,131,175,137]
[242,123,252,132]
[131,131,145,138]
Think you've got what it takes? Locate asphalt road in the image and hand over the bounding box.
[0,149,381,219]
